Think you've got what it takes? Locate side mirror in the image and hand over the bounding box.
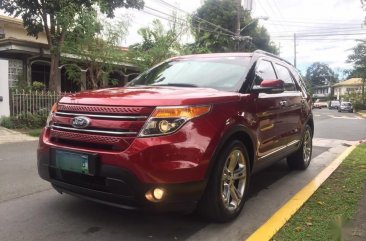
[251,79,285,94]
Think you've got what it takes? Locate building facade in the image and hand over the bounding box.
[333,78,364,100]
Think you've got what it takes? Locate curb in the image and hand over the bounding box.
[245,145,357,241]
[357,111,366,118]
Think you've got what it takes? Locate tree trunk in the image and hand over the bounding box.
[49,53,60,92]
[88,67,98,89]
[363,78,365,104]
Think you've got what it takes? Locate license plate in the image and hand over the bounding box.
[55,150,89,174]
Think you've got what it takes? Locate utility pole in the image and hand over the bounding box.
[294,33,297,68]
[278,42,281,56]
[236,0,241,51]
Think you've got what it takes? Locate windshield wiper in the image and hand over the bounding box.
[152,83,198,87]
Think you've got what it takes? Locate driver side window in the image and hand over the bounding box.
[254,60,277,86]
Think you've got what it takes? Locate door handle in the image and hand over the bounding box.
[280,100,288,107]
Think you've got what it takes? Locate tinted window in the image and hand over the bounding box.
[128,57,250,91]
[275,64,297,91]
[254,60,277,85]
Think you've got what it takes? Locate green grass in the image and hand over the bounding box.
[26,128,43,137]
[273,144,366,241]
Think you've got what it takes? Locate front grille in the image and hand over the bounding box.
[49,104,154,151]
[57,104,153,115]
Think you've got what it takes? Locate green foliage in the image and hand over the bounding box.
[305,62,337,87]
[346,41,366,103]
[62,10,130,89]
[0,0,144,90]
[128,17,188,71]
[191,0,277,53]
[0,114,47,129]
[14,74,30,91]
[31,81,46,91]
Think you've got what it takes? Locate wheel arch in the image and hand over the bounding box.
[205,125,257,180]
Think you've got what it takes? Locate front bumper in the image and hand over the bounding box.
[37,116,219,210]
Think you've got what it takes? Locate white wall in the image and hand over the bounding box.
[0,59,10,117]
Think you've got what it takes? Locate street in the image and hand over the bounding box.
[0,109,365,241]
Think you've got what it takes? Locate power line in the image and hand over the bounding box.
[153,0,236,36]
[267,18,364,25]
[272,32,366,37]
[142,6,235,38]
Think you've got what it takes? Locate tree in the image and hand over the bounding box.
[128,17,188,71]
[346,40,366,104]
[62,10,130,89]
[191,0,277,53]
[0,0,144,91]
[305,62,337,88]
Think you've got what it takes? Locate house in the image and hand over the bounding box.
[312,84,332,100]
[333,78,364,100]
[0,15,138,93]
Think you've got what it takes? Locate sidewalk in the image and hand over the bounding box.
[358,110,366,118]
[0,127,38,144]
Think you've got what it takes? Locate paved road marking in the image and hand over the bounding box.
[327,115,363,120]
[245,145,356,241]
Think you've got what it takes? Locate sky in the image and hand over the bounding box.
[117,0,366,78]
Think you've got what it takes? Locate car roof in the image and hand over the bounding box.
[172,53,253,60]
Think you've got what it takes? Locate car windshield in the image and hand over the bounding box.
[127,57,251,91]
[342,102,352,106]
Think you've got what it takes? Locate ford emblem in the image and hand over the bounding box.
[71,116,90,129]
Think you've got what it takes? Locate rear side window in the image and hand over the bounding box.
[254,60,277,85]
[274,64,297,91]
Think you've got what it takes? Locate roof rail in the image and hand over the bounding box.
[253,49,293,66]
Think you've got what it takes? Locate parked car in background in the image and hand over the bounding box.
[338,102,353,113]
[328,100,340,110]
[312,100,328,109]
[37,50,314,222]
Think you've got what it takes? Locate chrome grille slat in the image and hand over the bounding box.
[57,104,153,114]
[51,125,138,136]
[55,112,148,120]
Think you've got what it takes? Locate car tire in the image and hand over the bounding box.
[287,125,312,170]
[197,140,250,222]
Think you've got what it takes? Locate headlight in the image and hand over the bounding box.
[45,103,58,128]
[138,105,211,137]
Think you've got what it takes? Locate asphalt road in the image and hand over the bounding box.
[313,108,366,141]
[0,109,365,241]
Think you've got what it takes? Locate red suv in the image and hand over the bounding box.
[38,50,313,222]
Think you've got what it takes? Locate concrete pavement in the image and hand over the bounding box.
[0,127,38,144]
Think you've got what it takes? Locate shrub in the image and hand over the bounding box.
[353,101,366,111]
[32,81,46,91]
[0,113,47,129]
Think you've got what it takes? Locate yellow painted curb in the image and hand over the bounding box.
[246,145,357,241]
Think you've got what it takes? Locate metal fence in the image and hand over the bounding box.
[10,90,70,117]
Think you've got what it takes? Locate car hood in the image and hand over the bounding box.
[59,86,241,106]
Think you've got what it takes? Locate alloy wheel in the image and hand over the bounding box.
[220,149,247,211]
[303,129,312,165]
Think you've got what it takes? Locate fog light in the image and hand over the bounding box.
[145,187,165,202]
[153,188,165,200]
